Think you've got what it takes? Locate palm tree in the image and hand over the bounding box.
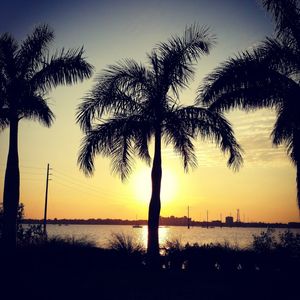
[198,0,300,210]
[0,25,93,249]
[77,24,243,265]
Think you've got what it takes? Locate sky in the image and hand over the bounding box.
[0,0,299,223]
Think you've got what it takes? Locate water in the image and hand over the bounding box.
[46,224,300,249]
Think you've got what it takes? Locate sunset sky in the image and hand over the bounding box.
[0,0,299,223]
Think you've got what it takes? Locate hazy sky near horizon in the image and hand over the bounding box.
[1,0,299,223]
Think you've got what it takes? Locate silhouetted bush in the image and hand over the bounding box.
[108,233,146,269]
[162,238,186,270]
[278,230,300,257]
[108,232,144,254]
[0,203,45,246]
[250,228,300,272]
[252,228,277,253]
[161,230,300,274]
[36,235,96,248]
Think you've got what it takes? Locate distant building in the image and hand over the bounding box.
[225,216,234,225]
[288,222,300,228]
[211,220,222,226]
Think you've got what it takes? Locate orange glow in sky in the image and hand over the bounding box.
[0,0,299,223]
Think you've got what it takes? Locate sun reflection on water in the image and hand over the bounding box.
[140,226,170,248]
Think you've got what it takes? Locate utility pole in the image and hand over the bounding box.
[43,163,51,235]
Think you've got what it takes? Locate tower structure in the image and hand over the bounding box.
[236,209,241,223]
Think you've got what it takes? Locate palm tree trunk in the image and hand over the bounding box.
[147,128,162,267]
[297,161,300,211]
[2,118,20,250]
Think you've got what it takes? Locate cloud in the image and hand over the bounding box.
[162,109,290,168]
[230,110,288,165]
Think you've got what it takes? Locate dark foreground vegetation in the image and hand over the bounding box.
[0,229,299,300]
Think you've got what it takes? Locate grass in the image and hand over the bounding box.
[0,230,299,299]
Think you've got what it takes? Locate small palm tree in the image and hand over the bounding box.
[198,0,300,210]
[0,25,93,249]
[77,24,243,264]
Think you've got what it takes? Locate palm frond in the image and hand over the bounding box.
[289,133,300,207]
[156,23,215,97]
[77,60,149,132]
[272,107,292,146]
[103,59,150,95]
[259,38,300,76]
[77,90,144,132]
[271,101,300,167]
[78,121,119,176]
[262,0,300,46]
[78,115,152,180]
[0,33,18,79]
[176,106,243,171]
[198,50,299,111]
[18,94,55,127]
[207,111,243,171]
[0,107,9,131]
[163,110,197,171]
[17,24,54,77]
[297,162,300,209]
[110,131,135,181]
[133,131,152,166]
[31,47,93,92]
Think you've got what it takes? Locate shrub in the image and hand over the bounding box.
[162,238,185,269]
[0,203,45,246]
[277,230,300,258]
[40,235,96,248]
[107,233,145,269]
[17,223,45,246]
[108,232,145,255]
[252,228,277,253]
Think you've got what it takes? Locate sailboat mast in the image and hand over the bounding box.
[206,210,208,229]
[187,206,190,229]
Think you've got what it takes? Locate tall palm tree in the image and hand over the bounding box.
[77,24,243,264]
[198,0,300,210]
[0,25,93,249]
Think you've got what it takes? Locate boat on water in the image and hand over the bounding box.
[133,215,142,228]
[132,224,143,228]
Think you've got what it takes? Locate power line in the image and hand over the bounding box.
[54,179,103,199]
[1,163,136,202]
[53,169,111,191]
[53,178,131,202]
[52,173,103,194]
[19,178,44,181]
[52,168,133,200]
[19,165,45,170]
[0,164,44,170]
[19,171,45,176]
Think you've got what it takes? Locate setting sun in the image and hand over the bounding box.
[131,167,178,204]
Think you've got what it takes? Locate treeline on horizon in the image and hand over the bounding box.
[20,216,300,228]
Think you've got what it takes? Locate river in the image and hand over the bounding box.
[45,224,300,249]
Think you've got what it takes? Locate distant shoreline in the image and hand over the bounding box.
[21,217,300,229]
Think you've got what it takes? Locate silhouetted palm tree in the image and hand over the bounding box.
[199,0,300,210]
[0,25,93,249]
[77,24,243,264]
